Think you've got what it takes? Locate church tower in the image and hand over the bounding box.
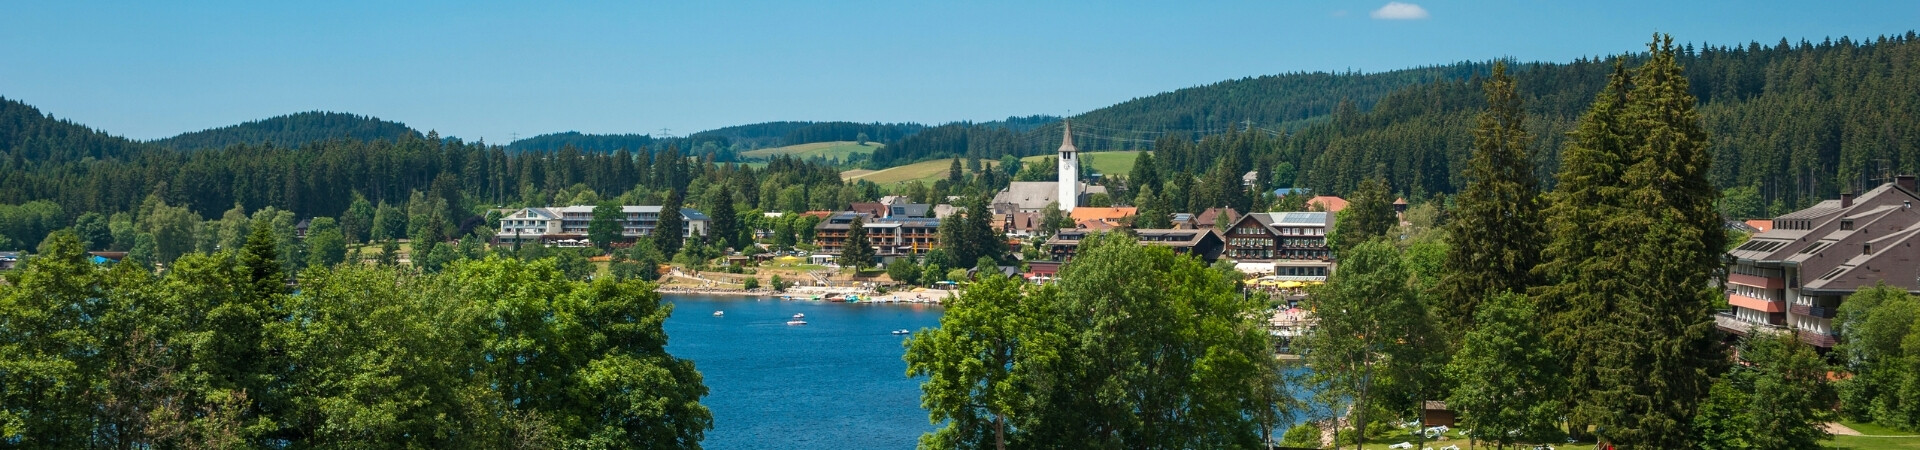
[1057,120,1079,212]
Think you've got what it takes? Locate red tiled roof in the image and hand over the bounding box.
[1308,196,1348,213]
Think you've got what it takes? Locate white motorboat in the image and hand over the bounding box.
[891,329,911,335]
[712,311,724,317]
[786,319,808,326]
[792,313,805,319]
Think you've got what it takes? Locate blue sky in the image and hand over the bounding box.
[3,1,1915,142]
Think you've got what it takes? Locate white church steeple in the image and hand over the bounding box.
[1057,120,1079,213]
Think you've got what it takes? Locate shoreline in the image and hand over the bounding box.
[657,286,952,306]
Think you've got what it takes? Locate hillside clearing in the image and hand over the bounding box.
[741,141,879,160]
[1021,151,1143,177]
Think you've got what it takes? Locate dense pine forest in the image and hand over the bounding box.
[0,97,861,251]
[507,121,926,157]
[873,32,1920,218]
[149,111,422,150]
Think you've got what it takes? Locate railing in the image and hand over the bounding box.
[1788,304,1840,319]
[1797,329,1840,348]
[1714,313,1787,336]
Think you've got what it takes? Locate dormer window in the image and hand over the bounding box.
[1864,243,1874,255]
[1841,219,1855,230]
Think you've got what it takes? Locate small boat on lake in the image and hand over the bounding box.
[712,311,724,317]
[891,329,911,335]
[787,319,808,326]
[792,313,805,319]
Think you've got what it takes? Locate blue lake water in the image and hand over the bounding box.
[662,294,945,449]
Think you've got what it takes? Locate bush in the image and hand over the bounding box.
[1280,422,1322,448]
[769,275,787,292]
[742,277,760,290]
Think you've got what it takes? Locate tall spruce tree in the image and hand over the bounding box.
[654,189,686,258]
[708,185,739,251]
[1331,175,1395,252]
[839,215,874,269]
[1438,61,1544,336]
[1596,34,1725,448]
[1539,35,1726,448]
[1535,59,1636,440]
[1130,152,1160,199]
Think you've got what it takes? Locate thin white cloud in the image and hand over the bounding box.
[1370,2,1429,20]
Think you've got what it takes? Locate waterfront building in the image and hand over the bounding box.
[812,212,941,263]
[1722,175,1920,348]
[495,205,710,244]
[1042,228,1225,263]
[1222,211,1335,281]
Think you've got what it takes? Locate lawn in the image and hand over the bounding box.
[1021,150,1143,177]
[1828,420,1920,449]
[740,141,880,161]
[1830,435,1920,449]
[842,158,1003,186]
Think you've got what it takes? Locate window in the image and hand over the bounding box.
[1864,243,1874,255]
[1841,219,1854,230]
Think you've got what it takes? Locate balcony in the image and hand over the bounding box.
[1788,304,1838,319]
[1797,329,1840,348]
[1728,293,1785,313]
[1714,313,1787,336]
[1728,273,1785,289]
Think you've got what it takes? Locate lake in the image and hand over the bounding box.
[662,294,945,449]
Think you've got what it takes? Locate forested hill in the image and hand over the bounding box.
[509,121,927,160]
[1287,33,1920,215]
[507,131,657,153]
[0,97,155,163]
[867,32,1920,216]
[150,111,422,150]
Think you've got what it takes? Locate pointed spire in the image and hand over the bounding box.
[1058,120,1077,154]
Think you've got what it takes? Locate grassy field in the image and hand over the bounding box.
[842,151,1145,187]
[1021,150,1143,177]
[842,158,1003,186]
[1827,420,1920,449]
[740,141,880,161]
[1830,435,1920,449]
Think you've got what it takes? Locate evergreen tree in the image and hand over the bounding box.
[839,215,874,269]
[948,158,965,185]
[1594,35,1725,448]
[654,189,685,258]
[1331,176,1395,252]
[1130,152,1160,202]
[1540,36,1728,448]
[708,186,739,251]
[588,201,623,250]
[1438,61,1544,336]
[1535,60,1636,440]
[1131,187,1168,229]
[966,198,1003,264]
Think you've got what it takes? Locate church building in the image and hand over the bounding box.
[990,121,1106,214]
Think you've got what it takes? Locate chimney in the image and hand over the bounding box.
[1841,192,1855,208]
[1898,174,1917,193]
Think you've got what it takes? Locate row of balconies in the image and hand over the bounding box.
[1788,303,1838,319]
[1714,311,1843,348]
